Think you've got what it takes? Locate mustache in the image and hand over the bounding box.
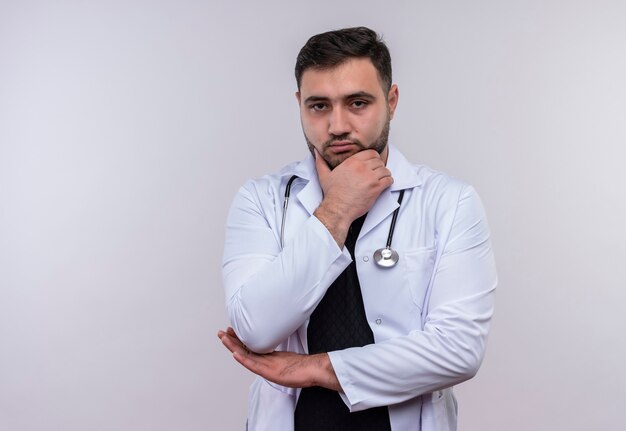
[324,135,362,147]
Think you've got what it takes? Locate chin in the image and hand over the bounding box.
[325,152,356,169]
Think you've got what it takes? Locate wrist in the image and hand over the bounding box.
[309,353,341,391]
[314,201,352,248]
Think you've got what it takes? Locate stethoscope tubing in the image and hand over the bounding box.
[280,175,299,249]
[280,175,404,268]
[385,189,404,249]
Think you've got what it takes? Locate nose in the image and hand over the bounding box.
[328,106,351,136]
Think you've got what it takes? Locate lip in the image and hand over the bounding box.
[328,141,357,153]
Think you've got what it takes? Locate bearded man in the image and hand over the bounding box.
[219,26,497,431]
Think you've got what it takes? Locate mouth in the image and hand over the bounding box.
[328,141,358,154]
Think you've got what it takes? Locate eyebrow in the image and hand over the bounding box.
[303,91,377,105]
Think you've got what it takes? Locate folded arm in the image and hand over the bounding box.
[223,185,351,353]
[329,185,497,410]
[223,150,393,353]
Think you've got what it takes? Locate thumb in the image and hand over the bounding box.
[314,148,331,180]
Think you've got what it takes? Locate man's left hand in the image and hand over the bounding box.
[217,327,341,391]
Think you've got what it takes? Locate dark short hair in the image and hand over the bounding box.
[295,26,392,92]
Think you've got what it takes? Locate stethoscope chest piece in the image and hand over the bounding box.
[374,247,399,268]
[372,189,405,269]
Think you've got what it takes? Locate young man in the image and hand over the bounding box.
[219,27,497,430]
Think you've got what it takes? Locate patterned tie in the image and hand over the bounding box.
[294,214,392,430]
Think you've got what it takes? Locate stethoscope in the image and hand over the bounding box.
[280,175,404,268]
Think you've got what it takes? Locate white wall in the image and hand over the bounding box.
[1,1,625,430]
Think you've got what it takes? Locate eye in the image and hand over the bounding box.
[309,103,328,111]
[351,100,368,109]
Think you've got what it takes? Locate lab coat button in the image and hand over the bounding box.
[375,318,382,325]
[363,256,369,262]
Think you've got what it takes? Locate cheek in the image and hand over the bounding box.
[302,116,325,141]
[359,113,385,138]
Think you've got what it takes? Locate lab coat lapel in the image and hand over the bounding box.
[359,189,398,239]
[291,153,322,216]
[360,145,422,239]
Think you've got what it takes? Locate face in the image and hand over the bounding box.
[296,58,399,169]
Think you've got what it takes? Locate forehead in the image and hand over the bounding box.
[299,58,385,98]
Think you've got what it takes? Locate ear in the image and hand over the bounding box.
[387,84,399,119]
[295,91,301,105]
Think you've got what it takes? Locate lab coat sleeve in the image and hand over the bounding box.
[223,182,352,353]
[328,185,497,411]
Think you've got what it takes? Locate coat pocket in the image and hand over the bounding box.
[402,247,436,311]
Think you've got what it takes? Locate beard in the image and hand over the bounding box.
[305,117,391,170]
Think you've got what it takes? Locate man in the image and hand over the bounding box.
[218,27,497,430]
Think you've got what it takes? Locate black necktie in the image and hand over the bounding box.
[294,214,391,431]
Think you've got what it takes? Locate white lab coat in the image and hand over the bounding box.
[223,145,497,430]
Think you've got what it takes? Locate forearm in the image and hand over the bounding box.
[329,290,494,411]
[280,352,342,391]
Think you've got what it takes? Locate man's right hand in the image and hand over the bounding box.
[313,149,393,248]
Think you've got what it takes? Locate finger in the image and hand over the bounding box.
[372,165,392,179]
[220,333,237,353]
[221,333,248,355]
[233,350,263,376]
[225,328,251,351]
[233,352,306,389]
[363,158,386,171]
[233,350,278,382]
[380,175,394,189]
[351,148,382,161]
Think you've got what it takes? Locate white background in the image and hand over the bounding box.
[1,1,625,430]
